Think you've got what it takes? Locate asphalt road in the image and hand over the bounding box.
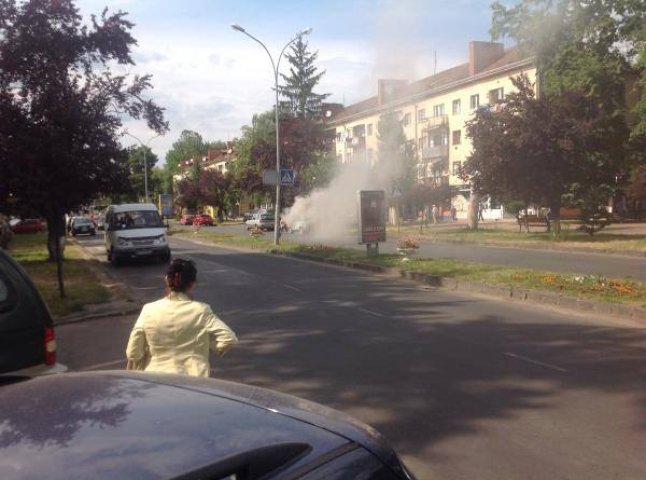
[60,233,646,480]
[215,223,646,281]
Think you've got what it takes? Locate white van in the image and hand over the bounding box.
[104,203,170,265]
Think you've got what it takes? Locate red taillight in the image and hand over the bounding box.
[44,326,57,365]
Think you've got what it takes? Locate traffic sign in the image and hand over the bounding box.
[280,168,294,186]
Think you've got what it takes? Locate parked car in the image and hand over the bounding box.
[0,249,66,378]
[243,209,258,221]
[245,212,275,231]
[193,213,215,226]
[0,371,416,479]
[10,218,46,234]
[179,214,195,225]
[70,216,96,236]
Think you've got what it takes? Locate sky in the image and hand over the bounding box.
[74,0,500,164]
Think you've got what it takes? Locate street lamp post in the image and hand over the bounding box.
[231,23,312,245]
[124,131,162,203]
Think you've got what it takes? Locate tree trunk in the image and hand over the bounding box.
[46,212,66,298]
[466,186,480,230]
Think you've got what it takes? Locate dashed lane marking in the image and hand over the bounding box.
[504,352,568,373]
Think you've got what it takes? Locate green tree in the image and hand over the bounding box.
[377,111,417,222]
[0,0,167,296]
[279,37,329,118]
[127,145,159,201]
[199,169,230,221]
[232,110,332,208]
[164,130,207,179]
[464,75,624,233]
[490,0,643,148]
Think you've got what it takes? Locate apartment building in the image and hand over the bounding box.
[327,41,536,217]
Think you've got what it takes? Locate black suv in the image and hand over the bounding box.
[0,249,66,378]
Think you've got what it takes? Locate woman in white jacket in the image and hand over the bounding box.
[126,258,238,377]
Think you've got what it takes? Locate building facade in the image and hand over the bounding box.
[327,41,536,219]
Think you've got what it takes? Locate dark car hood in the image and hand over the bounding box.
[0,372,347,479]
[0,372,406,479]
[132,371,394,450]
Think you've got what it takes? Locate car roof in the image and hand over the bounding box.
[108,203,157,213]
[0,371,399,479]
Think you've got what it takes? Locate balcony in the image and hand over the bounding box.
[350,136,365,149]
[422,114,449,131]
[421,144,449,159]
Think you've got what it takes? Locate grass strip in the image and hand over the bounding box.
[7,233,111,317]
[392,225,646,253]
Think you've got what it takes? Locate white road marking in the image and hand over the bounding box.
[82,359,126,371]
[504,352,568,373]
[358,307,385,317]
[283,284,302,292]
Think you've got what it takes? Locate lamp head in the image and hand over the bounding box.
[300,27,313,36]
[231,23,245,33]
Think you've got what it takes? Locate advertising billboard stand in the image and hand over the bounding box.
[357,190,386,258]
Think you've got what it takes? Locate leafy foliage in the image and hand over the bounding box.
[279,37,329,118]
[490,0,645,141]
[377,111,417,203]
[463,75,625,230]
[126,145,159,202]
[0,0,167,237]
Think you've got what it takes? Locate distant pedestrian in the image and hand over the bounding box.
[424,206,430,227]
[431,205,439,225]
[126,258,238,377]
[450,206,457,222]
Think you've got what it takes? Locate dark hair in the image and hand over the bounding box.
[165,258,197,292]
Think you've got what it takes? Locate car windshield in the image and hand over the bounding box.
[75,218,92,225]
[111,210,162,230]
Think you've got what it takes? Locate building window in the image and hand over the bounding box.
[489,87,504,104]
[452,161,462,175]
[418,137,425,150]
[470,94,480,110]
[336,132,342,142]
[452,99,461,115]
[433,104,445,117]
[452,130,461,145]
[367,124,373,136]
[417,109,426,121]
[402,112,411,126]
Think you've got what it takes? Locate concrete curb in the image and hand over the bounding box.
[55,303,141,326]
[277,251,646,323]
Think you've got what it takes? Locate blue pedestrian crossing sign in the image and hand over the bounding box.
[280,168,294,186]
